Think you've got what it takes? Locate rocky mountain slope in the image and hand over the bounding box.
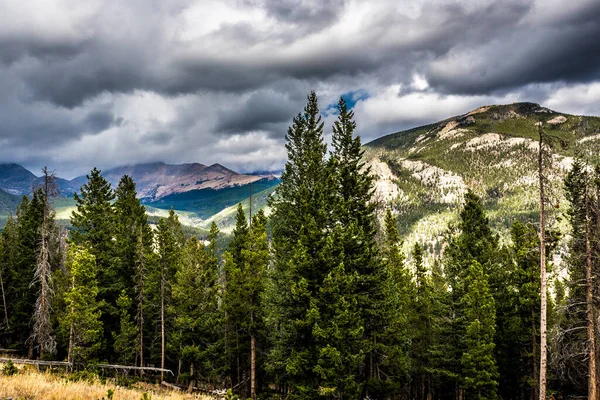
[0,161,279,226]
[67,162,272,201]
[364,102,600,260]
[0,162,276,201]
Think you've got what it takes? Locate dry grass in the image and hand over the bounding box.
[0,365,213,400]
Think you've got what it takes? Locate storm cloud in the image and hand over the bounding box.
[1,0,599,177]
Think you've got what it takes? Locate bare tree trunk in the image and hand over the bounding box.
[68,274,75,369]
[68,317,74,366]
[251,309,256,400]
[584,176,597,400]
[32,167,58,358]
[532,309,539,400]
[538,125,548,400]
[161,266,165,383]
[0,265,8,329]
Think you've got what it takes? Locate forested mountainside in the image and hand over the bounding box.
[365,102,600,258]
[1,97,600,400]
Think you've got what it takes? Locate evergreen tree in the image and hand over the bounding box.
[113,175,154,364]
[0,215,18,333]
[410,242,436,399]
[266,91,335,398]
[113,176,153,309]
[378,208,412,394]
[154,209,185,380]
[223,208,270,398]
[557,158,598,395]
[171,234,224,386]
[443,190,500,398]
[113,290,137,364]
[496,221,540,399]
[70,167,115,356]
[461,261,498,400]
[61,244,103,365]
[11,193,44,353]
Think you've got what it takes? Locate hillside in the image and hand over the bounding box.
[364,102,600,259]
[0,162,279,230]
[69,162,273,201]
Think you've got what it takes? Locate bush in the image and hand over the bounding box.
[225,389,239,400]
[2,359,18,376]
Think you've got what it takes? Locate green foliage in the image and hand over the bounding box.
[60,244,103,365]
[171,231,225,385]
[70,168,117,357]
[113,290,137,364]
[461,261,498,399]
[2,359,18,376]
[224,389,239,400]
[98,388,115,400]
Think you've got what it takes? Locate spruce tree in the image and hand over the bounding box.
[410,242,436,399]
[61,244,103,365]
[113,290,137,364]
[70,167,115,356]
[0,215,18,333]
[171,234,224,385]
[266,91,334,398]
[154,209,185,380]
[443,190,500,398]
[12,193,44,353]
[461,261,498,400]
[114,176,153,307]
[223,205,270,397]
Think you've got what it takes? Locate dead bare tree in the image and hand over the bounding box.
[31,167,60,358]
[0,238,8,329]
[538,124,548,400]
[583,168,598,400]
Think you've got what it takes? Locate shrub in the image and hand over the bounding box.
[2,359,18,376]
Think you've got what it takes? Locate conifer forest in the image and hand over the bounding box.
[2,92,600,400]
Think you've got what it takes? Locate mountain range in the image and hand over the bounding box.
[0,162,279,225]
[0,162,275,200]
[1,102,599,243]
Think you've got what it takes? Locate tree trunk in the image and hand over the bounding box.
[532,308,539,400]
[538,125,548,400]
[0,265,8,329]
[161,268,165,383]
[68,319,74,367]
[251,314,256,400]
[585,176,597,400]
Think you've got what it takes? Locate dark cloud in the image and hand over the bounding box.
[0,0,599,176]
[214,90,302,135]
[425,0,600,94]
[142,131,173,145]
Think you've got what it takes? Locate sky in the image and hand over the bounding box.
[1,0,600,178]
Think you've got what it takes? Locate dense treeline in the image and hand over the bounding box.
[0,93,599,399]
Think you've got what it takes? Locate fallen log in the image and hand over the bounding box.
[161,381,182,391]
[0,358,173,376]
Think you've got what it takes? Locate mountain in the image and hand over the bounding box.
[68,162,274,201]
[0,161,277,201]
[0,163,38,195]
[0,161,280,227]
[363,102,600,259]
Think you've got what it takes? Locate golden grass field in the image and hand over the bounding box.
[0,364,213,400]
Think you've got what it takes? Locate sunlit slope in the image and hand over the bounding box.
[364,102,600,258]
